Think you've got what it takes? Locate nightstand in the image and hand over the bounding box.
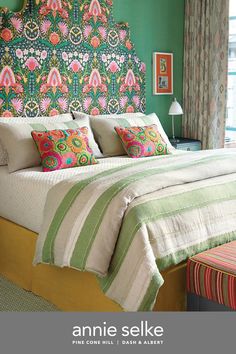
[170,138,201,151]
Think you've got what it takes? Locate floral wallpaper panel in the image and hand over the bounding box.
[0,0,146,117]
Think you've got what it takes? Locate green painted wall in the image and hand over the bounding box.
[0,0,185,137]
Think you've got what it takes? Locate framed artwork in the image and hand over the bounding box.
[153,52,173,95]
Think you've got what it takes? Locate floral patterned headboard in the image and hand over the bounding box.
[0,0,146,117]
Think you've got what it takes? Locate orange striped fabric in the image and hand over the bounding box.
[187,241,236,310]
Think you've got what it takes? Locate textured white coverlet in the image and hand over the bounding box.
[0,150,183,233]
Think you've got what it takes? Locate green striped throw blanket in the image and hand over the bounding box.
[34,149,236,311]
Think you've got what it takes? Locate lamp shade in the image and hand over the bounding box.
[168,98,183,115]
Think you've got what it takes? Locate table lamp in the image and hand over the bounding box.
[168,98,183,143]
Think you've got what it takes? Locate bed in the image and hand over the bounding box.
[0,155,187,311]
[1,0,236,312]
[1,148,236,311]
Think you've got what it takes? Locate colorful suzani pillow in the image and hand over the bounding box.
[31,127,98,172]
[114,125,169,158]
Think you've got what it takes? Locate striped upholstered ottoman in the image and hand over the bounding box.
[187,241,236,311]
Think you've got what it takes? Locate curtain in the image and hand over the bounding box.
[183,0,229,149]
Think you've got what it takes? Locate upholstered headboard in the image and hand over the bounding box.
[0,0,146,117]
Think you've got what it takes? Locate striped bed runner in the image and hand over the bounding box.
[187,241,236,310]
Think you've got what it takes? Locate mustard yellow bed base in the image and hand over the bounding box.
[0,217,187,311]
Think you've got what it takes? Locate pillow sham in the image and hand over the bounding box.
[90,112,173,157]
[115,125,169,158]
[0,113,73,166]
[71,112,102,158]
[0,120,95,172]
[31,128,98,172]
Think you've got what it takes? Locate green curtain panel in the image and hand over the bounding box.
[183,0,229,149]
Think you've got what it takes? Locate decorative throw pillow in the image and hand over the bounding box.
[31,128,98,172]
[114,125,169,158]
[90,112,173,157]
[0,119,101,172]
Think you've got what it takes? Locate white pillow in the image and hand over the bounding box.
[72,112,102,158]
[90,112,174,156]
[0,119,100,172]
[0,113,73,166]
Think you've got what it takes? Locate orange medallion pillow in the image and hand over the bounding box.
[114,125,169,158]
[31,127,98,172]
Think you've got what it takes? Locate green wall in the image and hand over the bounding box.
[0,0,185,137]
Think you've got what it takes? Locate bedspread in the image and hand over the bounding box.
[34,149,236,311]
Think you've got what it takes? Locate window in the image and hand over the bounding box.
[225,0,236,143]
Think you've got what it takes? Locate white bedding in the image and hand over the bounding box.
[0,150,183,233]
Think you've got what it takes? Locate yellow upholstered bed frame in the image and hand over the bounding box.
[0,217,187,311]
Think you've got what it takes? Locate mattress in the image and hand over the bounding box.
[0,151,182,233]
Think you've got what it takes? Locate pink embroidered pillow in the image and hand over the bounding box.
[31,127,98,172]
[114,125,169,158]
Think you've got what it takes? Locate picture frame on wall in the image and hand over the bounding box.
[153,52,173,95]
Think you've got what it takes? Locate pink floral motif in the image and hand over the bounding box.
[119,30,127,41]
[11,98,23,113]
[98,26,107,40]
[83,53,89,62]
[58,97,68,111]
[40,97,51,113]
[47,67,62,86]
[120,55,125,63]
[49,32,60,45]
[39,0,68,19]
[0,66,16,94]
[1,28,13,42]
[120,96,128,108]
[16,48,23,59]
[83,0,107,23]
[2,110,13,117]
[133,95,140,107]
[108,61,119,73]
[101,54,107,62]
[25,57,40,71]
[98,96,107,109]
[120,69,140,93]
[83,68,107,94]
[69,60,82,73]
[10,17,23,32]
[90,36,100,48]
[61,84,69,93]
[90,107,100,116]
[58,22,68,37]
[62,52,68,61]
[41,50,47,60]
[0,99,3,107]
[40,20,51,34]
[126,105,134,113]
[83,97,92,112]
[49,108,59,116]
[40,67,66,94]
[84,25,92,39]
[140,62,146,73]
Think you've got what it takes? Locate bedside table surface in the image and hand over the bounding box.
[169,137,202,151]
[169,137,201,144]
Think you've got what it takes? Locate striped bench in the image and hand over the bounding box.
[187,241,236,311]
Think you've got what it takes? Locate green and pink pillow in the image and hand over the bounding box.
[31,127,98,172]
[114,125,169,158]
